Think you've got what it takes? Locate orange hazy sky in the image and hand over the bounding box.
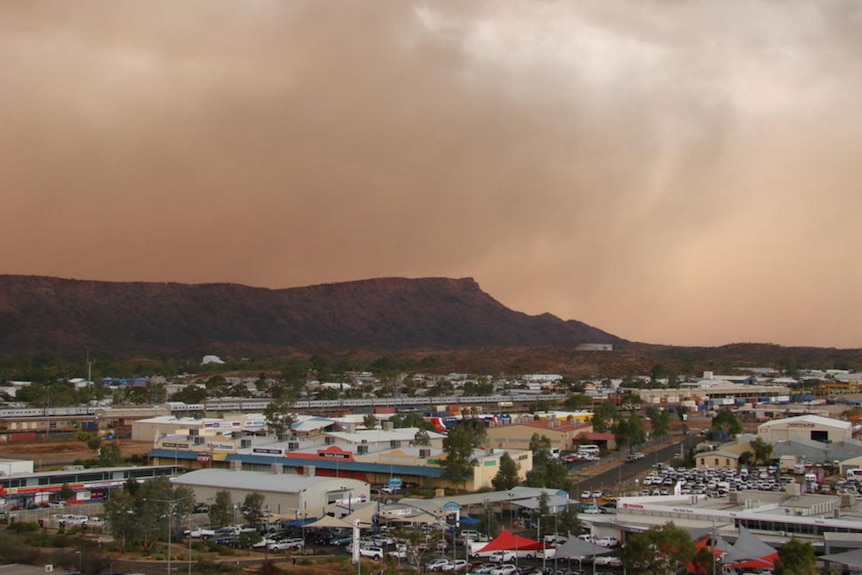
[2,1,861,348]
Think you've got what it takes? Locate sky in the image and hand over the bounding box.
[2,1,862,348]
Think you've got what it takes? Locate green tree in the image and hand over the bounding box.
[556,504,582,536]
[241,492,266,527]
[591,401,617,433]
[621,522,696,575]
[749,437,774,465]
[104,476,194,553]
[442,424,477,492]
[264,397,295,439]
[58,482,74,501]
[169,384,208,404]
[774,538,816,575]
[97,443,123,467]
[564,393,593,410]
[614,416,646,454]
[363,413,378,429]
[647,407,671,440]
[391,412,432,431]
[710,409,742,440]
[414,429,432,446]
[525,434,573,492]
[491,452,520,491]
[210,490,235,528]
[393,525,440,571]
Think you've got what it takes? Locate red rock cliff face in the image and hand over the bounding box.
[0,275,622,355]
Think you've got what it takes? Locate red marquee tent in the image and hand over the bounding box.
[476,530,544,553]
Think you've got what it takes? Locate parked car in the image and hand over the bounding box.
[594,536,619,548]
[488,550,516,563]
[490,564,518,575]
[593,556,622,567]
[268,538,305,552]
[358,546,385,560]
[427,558,451,572]
[185,527,216,539]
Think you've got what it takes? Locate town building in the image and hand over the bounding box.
[149,426,532,491]
[171,468,369,519]
[484,417,598,452]
[581,488,862,549]
[757,414,853,444]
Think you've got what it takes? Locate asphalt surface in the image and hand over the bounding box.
[570,433,703,496]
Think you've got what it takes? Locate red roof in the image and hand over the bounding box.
[582,432,614,441]
[521,420,590,433]
[477,530,543,552]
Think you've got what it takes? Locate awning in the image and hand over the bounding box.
[477,530,543,553]
[554,537,614,559]
[821,548,862,569]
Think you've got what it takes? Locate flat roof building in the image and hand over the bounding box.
[171,468,369,519]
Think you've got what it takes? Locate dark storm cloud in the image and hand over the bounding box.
[2,1,861,346]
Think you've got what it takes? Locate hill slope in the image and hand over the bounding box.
[0,275,622,355]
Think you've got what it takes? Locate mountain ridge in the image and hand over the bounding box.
[0,275,622,355]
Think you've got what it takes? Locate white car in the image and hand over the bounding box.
[594,536,619,547]
[185,527,216,539]
[488,550,516,563]
[427,558,451,571]
[594,556,623,567]
[442,560,469,572]
[490,564,518,575]
[268,538,305,552]
[358,546,384,560]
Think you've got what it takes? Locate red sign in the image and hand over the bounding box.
[197,453,212,464]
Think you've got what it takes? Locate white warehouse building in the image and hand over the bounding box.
[171,468,369,519]
[758,415,852,444]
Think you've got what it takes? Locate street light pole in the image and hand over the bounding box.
[148,494,194,575]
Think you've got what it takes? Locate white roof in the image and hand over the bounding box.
[759,414,851,430]
[171,468,367,493]
[325,427,445,444]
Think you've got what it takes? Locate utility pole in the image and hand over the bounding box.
[148,494,194,575]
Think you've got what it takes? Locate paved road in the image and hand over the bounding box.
[571,434,702,495]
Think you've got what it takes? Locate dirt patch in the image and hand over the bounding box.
[0,439,155,469]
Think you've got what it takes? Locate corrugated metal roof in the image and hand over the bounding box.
[171,468,366,492]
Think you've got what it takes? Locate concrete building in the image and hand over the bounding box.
[150,428,532,491]
[758,414,853,444]
[171,468,369,519]
[131,414,267,441]
[485,418,596,452]
[696,450,743,471]
[771,438,862,465]
[634,380,792,407]
[581,489,862,549]
[0,459,34,476]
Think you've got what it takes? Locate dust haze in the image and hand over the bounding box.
[2,1,861,347]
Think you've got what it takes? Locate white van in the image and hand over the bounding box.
[578,445,600,455]
[846,469,862,480]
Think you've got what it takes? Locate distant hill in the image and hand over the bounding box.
[0,275,623,355]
